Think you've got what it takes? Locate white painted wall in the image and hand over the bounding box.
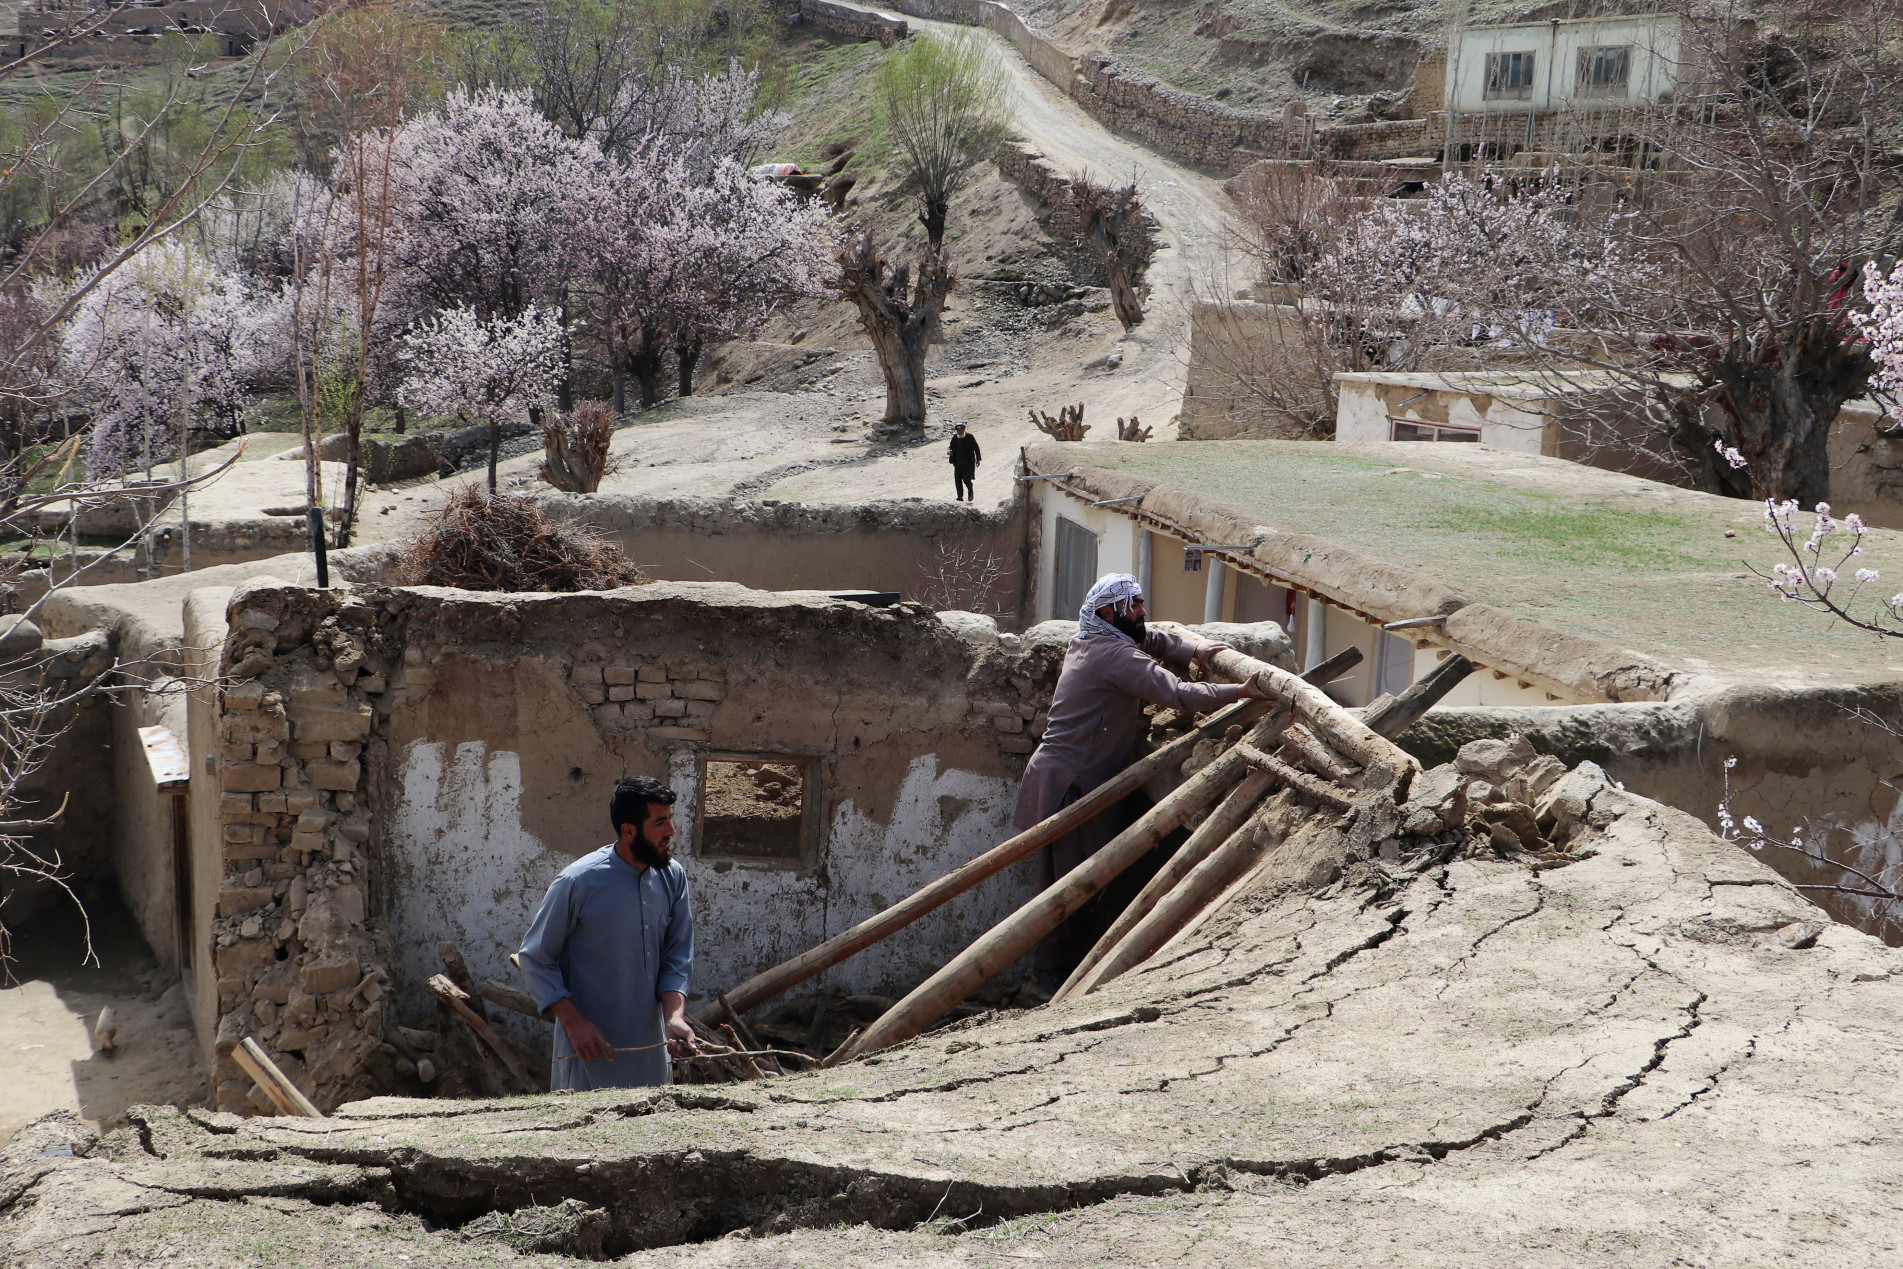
[1445,15,1681,114]
[1038,483,1139,620]
[383,739,1036,1041]
[1335,377,1552,455]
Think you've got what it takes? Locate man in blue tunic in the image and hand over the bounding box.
[518,776,697,1089]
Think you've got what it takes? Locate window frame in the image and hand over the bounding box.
[1483,50,1538,100]
[1389,417,1482,443]
[1575,44,1632,98]
[693,751,822,870]
[1052,515,1100,620]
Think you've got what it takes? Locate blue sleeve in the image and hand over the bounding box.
[517,872,577,1013]
[656,866,694,999]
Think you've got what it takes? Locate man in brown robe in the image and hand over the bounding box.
[1015,573,1268,985]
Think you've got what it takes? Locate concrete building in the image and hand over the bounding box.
[1444,14,1681,117]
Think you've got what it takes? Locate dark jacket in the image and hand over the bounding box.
[949,432,982,468]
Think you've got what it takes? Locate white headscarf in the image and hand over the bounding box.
[1078,572,1143,644]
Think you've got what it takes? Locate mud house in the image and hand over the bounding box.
[1331,370,1903,528]
[28,425,1903,1115]
[1021,438,1903,940]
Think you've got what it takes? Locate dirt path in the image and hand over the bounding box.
[339,20,1236,544]
[0,895,206,1145]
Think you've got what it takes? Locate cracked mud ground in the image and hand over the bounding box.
[8,789,1903,1267]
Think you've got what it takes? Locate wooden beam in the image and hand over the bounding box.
[233,1038,323,1118]
[692,687,1286,1026]
[1050,649,1365,1004]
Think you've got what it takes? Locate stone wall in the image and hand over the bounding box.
[195,581,394,1115]
[991,142,1160,291]
[796,0,908,45]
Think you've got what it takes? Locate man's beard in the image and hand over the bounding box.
[1111,613,1147,643]
[630,826,672,869]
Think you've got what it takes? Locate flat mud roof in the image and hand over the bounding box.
[1029,440,1903,691]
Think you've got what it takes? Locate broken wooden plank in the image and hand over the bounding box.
[1359,652,1475,739]
[429,974,536,1093]
[234,1038,323,1119]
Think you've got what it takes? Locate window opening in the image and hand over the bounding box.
[698,756,813,862]
[1053,516,1099,618]
[1484,50,1537,99]
[1576,45,1631,97]
[1390,417,1481,442]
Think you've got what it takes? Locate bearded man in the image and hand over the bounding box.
[518,776,697,1089]
[1017,573,1269,984]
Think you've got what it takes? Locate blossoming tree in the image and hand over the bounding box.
[396,303,565,492]
[61,240,264,479]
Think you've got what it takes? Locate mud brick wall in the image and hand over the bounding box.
[194,580,1072,1112]
[206,584,394,1115]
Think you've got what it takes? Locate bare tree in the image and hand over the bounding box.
[1436,1,1900,502]
[0,29,291,964]
[833,229,953,432]
[916,541,1014,615]
[1069,175,1147,331]
[875,30,1015,251]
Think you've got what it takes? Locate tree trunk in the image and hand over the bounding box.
[394,403,406,435]
[867,319,931,428]
[487,416,499,494]
[1694,316,1874,506]
[676,337,703,398]
[627,345,664,410]
[920,198,948,252]
[834,231,953,432]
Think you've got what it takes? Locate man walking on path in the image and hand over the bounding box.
[518,776,697,1089]
[949,424,981,501]
[1015,573,1269,985]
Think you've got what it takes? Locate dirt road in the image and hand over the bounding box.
[344,16,1236,542]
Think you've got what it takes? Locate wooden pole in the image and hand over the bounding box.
[234,1037,323,1118]
[430,973,536,1093]
[1050,650,1366,1003]
[1359,653,1475,739]
[834,706,1300,1063]
[1068,811,1267,998]
[1279,723,1357,783]
[1073,650,1481,997]
[1053,769,1274,1002]
[480,978,547,1022]
[1232,744,1354,811]
[692,690,1282,1026]
[1205,648,1417,776]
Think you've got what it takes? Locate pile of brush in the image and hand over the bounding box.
[399,486,646,593]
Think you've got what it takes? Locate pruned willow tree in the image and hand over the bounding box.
[875,29,1015,251]
[0,17,290,965]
